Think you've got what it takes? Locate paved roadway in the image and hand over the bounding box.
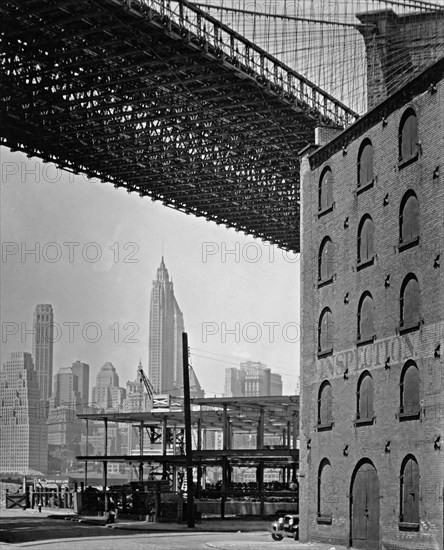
[0,510,345,550]
[1,531,343,550]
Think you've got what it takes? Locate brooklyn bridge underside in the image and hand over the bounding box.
[0,0,356,252]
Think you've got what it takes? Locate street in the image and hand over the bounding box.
[0,530,340,550]
[0,512,345,550]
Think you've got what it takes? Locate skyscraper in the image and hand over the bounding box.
[51,367,81,410]
[91,362,126,411]
[47,366,82,473]
[32,304,54,402]
[87,363,127,470]
[224,361,283,397]
[71,360,90,407]
[0,352,48,474]
[148,257,185,395]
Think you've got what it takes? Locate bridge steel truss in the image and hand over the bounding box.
[0,0,357,251]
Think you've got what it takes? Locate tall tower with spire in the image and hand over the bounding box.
[148,257,185,395]
[32,304,54,403]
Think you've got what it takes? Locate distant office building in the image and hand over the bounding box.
[71,360,90,407]
[32,304,54,402]
[224,361,282,397]
[224,367,244,397]
[91,362,126,411]
[51,367,81,409]
[47,408,82,474]
[0,352,47,473]
[85,362,127,466]
[123,363,150,455]
[148,257,186,395]
[270,372,283,396]
[47,366,83,474]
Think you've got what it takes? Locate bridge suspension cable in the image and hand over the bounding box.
[191,0,444,114]
[191,4,374,28]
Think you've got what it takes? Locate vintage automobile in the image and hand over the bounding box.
[270,513,299,541]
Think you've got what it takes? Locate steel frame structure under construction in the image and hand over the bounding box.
[0,0,357,252]
[77,395,299,515]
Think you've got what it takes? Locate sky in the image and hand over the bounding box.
[1,146,300,398]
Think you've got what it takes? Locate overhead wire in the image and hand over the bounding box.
[189,348,299,378]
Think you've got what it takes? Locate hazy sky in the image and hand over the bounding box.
[1,147,300,397]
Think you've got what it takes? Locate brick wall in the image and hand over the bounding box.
[299,75,444,549]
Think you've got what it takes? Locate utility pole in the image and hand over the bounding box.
[182,332,195,528]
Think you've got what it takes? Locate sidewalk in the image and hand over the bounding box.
[111,517,270,533]
[0,507,273,531]
[0,506,76,519]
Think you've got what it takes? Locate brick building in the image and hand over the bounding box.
[299,58,444,549]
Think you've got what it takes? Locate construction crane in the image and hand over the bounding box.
[138,362,155,402]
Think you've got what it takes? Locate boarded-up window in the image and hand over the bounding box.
[318,459,333,517]
[358,216,374,263]
[400,193,419,244]
[358,293,375,341]
[319,168,333,211]
[358,140,374,187]
[401,456,420,523]
[401,276,420,328]
[357,373,374,420]
[399,110,418,162]
[319,238,334,281]
[318,308,334,352]
[318,382,333,425]
[400,362,420,414]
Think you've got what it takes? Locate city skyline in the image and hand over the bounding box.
[1,299,299,399]
[1,149,300,396]
[1,288,298,400]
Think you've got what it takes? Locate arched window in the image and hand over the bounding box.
[357,372,374,422]
[358,292,375,342]
[400,361,420,416]
[318,238,334,282]
[400,274,420,329]
[399,108,418,163]
[357,215,374,264]
[318,381,333,426]
[317,459,333,520]
[318,308,334,354]
[358,139,374,188]
[400,455,420,525]
[399,192,419,246]
[319,167,333,212]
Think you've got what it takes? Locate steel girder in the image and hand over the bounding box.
[0,0,357,251]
